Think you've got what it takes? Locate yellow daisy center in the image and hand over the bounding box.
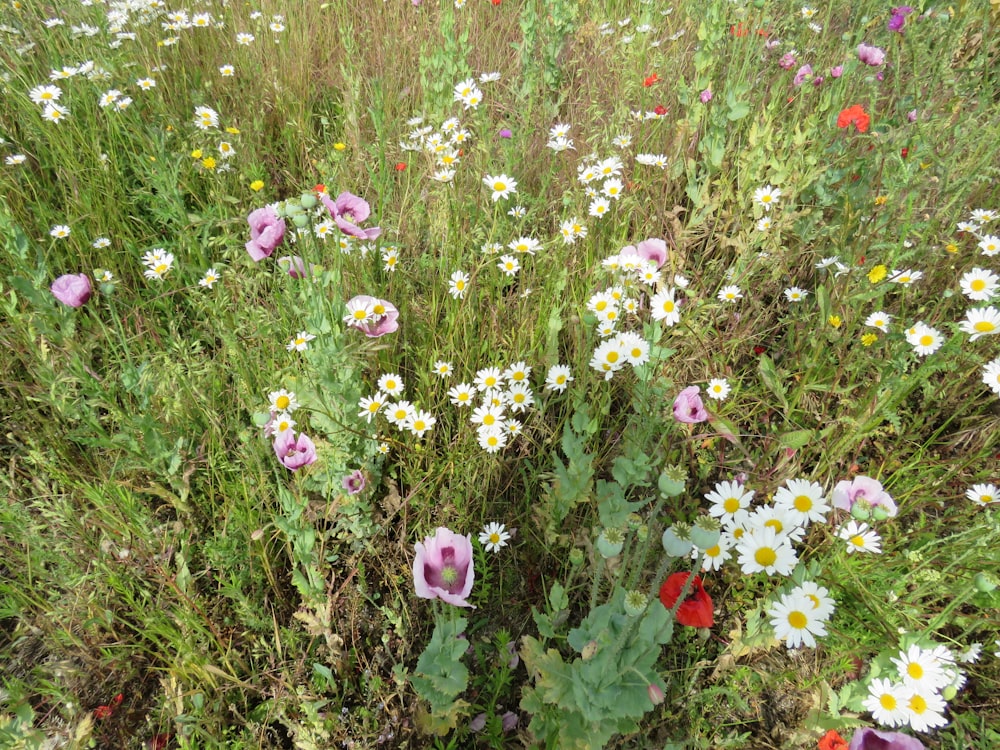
[275,395,290,410]
[793,495,812,512]
[971,280,986,291]
[880,693,897,710]
[787,611,807,629]
[754,547,777,566]
[973,321,996,332]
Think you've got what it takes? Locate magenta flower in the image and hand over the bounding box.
[699,88,713,103]
[320,191,382,240]
[342,469,366,495]
[50,273,92,307]
[636,238,668,268]
[273,430,317,471]
[499,128,512,138]
[887,6,914,32]
[346,294,400,338]
[849,728,925,750]
[413,527,475,608]
[907,109,917,122]
[246,206,286,262]
[857,43,886,66]
[832,476,897,518]
[673,386,708,424]
[778,52,798,70]
[830,65,844,78]
[793,64,813,86]
[812,75,824,87]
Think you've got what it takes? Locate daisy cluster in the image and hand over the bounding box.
[359,360,573,455]
[863,640,973,733]
[668,476,904,650]
[399,109,478,184]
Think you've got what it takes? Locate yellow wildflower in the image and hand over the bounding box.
[861,333,878,346]
[945,243,958,254]
[201,156,216,170]
[334,142,346,151]
[828,315,842,329]
[190,149,203,159]
[868,264,888,284]
[250,180,264,192]
[874,195,888,206]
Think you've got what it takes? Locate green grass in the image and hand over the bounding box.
[1,0,999,748]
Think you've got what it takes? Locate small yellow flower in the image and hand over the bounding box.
[190,149,203,159]
[874,195,888,206]
[334,142,346,151]
[166,125,174,131]
[250,180,264,192]
[919,162,931,169]
[226,126,240,135]
[945,243,958,254]
[201,156,216,169]
[149,156,157,162]
[861,333,878,346]
[868,264,888,284]
[828,315,842,329]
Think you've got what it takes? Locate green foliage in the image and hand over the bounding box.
[520,587,672,749]
[409,615,471,735]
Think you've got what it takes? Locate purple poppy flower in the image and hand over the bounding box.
[831,476,897,518]
[636,238,668,268]
[469,714,487,732]
[778,52,798,70]
[273,430,317,471]
[793,64,813,86]
[849,727,925,750]
[50,273,92,307]
[673,386,708,424]
[887,6,914,32]
[413,527,475,608]
[346,294,400,338]
[342,469,366,495]
[499,128,512,138]
[830,65,844,78]
[320,191,382,240]
[812,75,825,87]
[857,43,886,66]
[907,109,917,122]
[699,89,713,103]
[246,206,286,262]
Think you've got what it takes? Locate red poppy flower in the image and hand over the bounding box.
[818,729,848,750]
[753,345,766,355]
[644,73,659,87]
[900,147,909,159]
[654,104,668,116]
[394,162,407,171]
[314,183,327,194]
[730,23,749,37]
[491,0,501,4]
[836,104,870,133]
[659,572,714,628]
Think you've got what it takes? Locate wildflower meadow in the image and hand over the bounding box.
[3,0,1000,747]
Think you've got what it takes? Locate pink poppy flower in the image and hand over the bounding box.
[278,256,313,279]
[413,527,475,608]
[246,206,286,262]
[831,476,897,518]
[342,469,366,495]
[699,89,713,103]
[793,64,813,86]
[346,294,399,337]
[636,238,668,268]
[778,52,798,70]
[849,728,924,750]
[273,430,317,471]
[50,273,92,307]
[673,386,708,423]
[857,43,886,66]
[320,191,382,240]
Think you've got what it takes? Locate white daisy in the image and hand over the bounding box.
[478,522,511,552]
[773,478,829,526]
[837,520,882,554]
[706,378,730,401]
[768,590,827,648]
[705,480,754,522]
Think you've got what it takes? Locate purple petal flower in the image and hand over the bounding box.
[342,469,366,495]
[499,128,512,138]
[831,476,897,517]
[246,206,286,262]
[907,109,918,122]
[273,430,317,471]
[346,294,400,338]
[673,386,708,424]
[793,64,813,86]
[857,43,886,66]
[830,65,844,78]
[413,527,475,608]
[849,727,925,750]
[699,88,713,103]
[636,238,668,268]
[321,191,382,240]
[50,273,92,307]
[778,52,798,70]
[469,714,487,732]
